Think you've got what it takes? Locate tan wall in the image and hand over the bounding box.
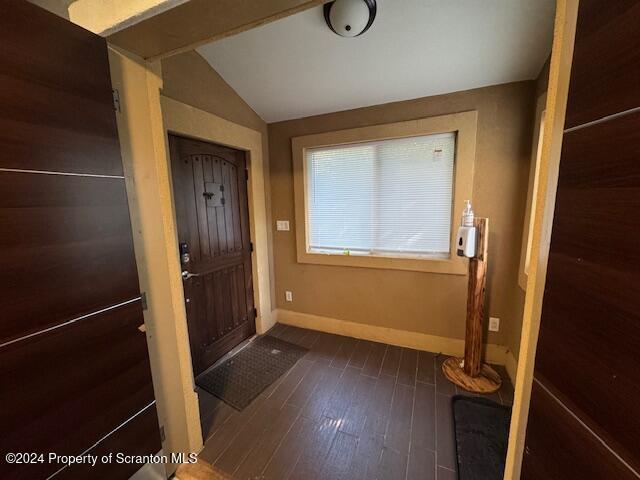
[161,51,265,133]
[161,50,276,307]
[269,81,536,351]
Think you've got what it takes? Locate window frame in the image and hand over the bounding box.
[292,111,478,275]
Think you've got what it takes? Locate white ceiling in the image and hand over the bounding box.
[197,0,555,123]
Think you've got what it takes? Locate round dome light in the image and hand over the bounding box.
[324,0,377,38]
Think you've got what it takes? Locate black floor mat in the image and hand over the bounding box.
[196,335,307,410]
[452,395,512,480]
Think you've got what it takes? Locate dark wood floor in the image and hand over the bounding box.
[197,324,514,480]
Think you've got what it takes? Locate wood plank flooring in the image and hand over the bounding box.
[198,324,514,480]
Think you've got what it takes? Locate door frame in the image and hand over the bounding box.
[161,96,273,339]
[168,133,258,375]
[504,1,580,478]
[110,53,273,465]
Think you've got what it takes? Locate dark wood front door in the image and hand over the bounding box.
[169,135,256,376]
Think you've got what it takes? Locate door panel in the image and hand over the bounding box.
[523,0,640,477]
[0,1,123,175]
[0,301,157,480]
[0,171,140,345]
[532,113,640,465]
[563,0,640,129]
[55,404,162,480]
[170,135,255,376]
[522,381,637,480]
[0,2,161,478]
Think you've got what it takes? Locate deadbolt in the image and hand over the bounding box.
[179,242,190,264]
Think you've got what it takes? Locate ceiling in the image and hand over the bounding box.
[197,0,555,123]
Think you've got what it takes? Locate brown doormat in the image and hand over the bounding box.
[196,335,307,410]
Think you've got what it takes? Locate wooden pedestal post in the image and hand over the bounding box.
[442,218,502,393]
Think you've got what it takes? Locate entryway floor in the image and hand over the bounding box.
[197,323,514,480]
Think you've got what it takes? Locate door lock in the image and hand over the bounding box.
[179,242,190,264]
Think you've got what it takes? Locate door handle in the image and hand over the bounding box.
[181,270,200,281]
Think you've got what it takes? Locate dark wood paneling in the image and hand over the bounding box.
[522,380,637,480]
[564,0,640,128]
[552,111,640,269]
[55,404,162,480]
[0,301,156,480]
[0,0,123,175]
[1,4,160,480]
[524,0,640,474]
[0,172,140,345]
[170,135,255,375]
[533,112,640,471]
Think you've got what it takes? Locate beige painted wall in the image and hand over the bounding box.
[269,81,536,351]
[161,50,276,308]
[161,51,266,133]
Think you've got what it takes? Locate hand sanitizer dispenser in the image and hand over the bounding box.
[456,200,477,258]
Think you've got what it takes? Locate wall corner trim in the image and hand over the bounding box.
[275,309,509,366]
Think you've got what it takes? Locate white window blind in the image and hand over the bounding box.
[306,132,456,258]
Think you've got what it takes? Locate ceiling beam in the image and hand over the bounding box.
[101,0,330,61]
[68,0,189,37]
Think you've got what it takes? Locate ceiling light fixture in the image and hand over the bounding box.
[324,0,377,38]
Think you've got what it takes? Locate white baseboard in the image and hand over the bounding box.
[274,309,509,366]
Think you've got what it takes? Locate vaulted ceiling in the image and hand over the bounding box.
[198,0,555,123]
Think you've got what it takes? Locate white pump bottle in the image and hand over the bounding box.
[456,200,477,258]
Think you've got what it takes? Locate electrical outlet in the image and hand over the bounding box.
[276,220,290,231]
[489,317,500,332]
[285,291,293,302]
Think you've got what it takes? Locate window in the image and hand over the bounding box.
[306,133,456,259]
[292,112,477,274]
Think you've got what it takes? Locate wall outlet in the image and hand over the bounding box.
[489,317,500,332]
[276,220,290,231]
[285,291,293,302]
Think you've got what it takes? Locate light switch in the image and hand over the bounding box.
[276,220,290,231]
